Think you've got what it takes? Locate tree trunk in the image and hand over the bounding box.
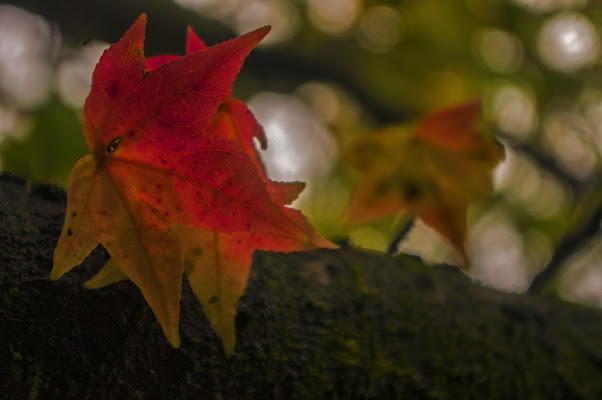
[1,172,602,399]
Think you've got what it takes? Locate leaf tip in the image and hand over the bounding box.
[128,13,147,35]
[168,334,181,348]
[186,25,207,52]
[125,13,148,46]
[251,25,271,43]
[321,239,339,250]
[48,267,63,282]
[224,342,235,358]
[160,316,181,348]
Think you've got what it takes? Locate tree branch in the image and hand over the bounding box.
[2,172,602,399]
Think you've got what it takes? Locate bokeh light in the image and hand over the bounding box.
[248,92,338,186]
[488,83,538,140]
[356,5,403,53]
[470,210,532,292]
[511,0,587,13]
[233,0,299,45]
[57,42,109,108]
[494,149,569,219]
[580,91,602,156]
[398,219,461,266]
[306,0,362,35]
[476,28,524,73]
[560,236,602,305]
[0,5,60,109]
[295,82,341,124]
[173,0,299,45]
[542,109,598,180]
[537,13,600,73]
[295,82,363,142]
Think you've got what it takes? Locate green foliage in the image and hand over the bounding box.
[0,98,87,188]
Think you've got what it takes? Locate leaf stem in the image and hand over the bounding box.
[387,217,415,256]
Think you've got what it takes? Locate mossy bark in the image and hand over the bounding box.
[1,172,602,400]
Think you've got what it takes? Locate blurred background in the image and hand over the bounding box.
[0,0,600,304]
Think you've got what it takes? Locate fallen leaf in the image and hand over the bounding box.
[346,100,504,263]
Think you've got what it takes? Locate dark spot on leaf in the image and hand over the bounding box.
[67,229,73,236]
[189,247,203,257]
[402,181,421,201]
[208,296,218,304]
[160,159,167,165]
[71,212,77,218]
[107,137,121,154]
[106,82,118,97]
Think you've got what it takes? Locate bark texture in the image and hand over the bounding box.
[1,172,602,400]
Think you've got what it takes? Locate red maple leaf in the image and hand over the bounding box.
[52,14,334,351]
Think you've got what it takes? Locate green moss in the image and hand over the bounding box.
[9,344,23,361]
[28,363,44,400]
[349,263,377,296]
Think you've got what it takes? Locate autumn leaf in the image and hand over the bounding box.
[185,93,331,354]
[146,27,305,205]
[345,100,504,263]
[84,25,333,355]
[51,14,333,351]
[147,25,322,353]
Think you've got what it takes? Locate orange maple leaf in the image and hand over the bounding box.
[345,100,504,263]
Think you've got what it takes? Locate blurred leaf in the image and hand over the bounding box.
[0,98,87,187]
[345,100,504,263]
